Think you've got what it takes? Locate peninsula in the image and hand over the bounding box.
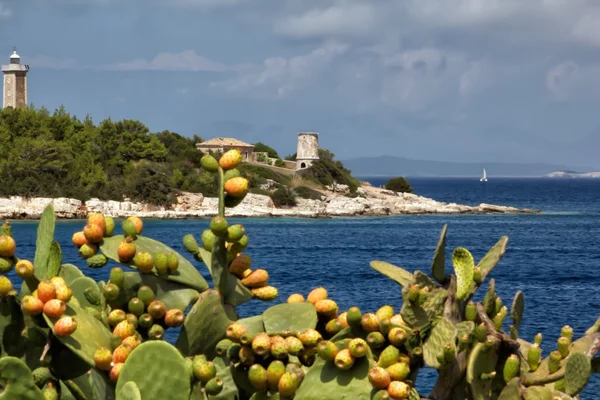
[545,170,600,178]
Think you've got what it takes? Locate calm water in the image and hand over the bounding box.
[7,178,600,397]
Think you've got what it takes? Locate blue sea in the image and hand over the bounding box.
[7,178,600,397]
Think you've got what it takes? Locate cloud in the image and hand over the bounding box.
[24,55,79,70]
[211,42,348,98]
[571,10,600,47]
[0,2,12,18]
[100,50,230,72]
[545,61,600,101]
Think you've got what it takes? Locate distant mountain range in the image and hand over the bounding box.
[342,156,595,178]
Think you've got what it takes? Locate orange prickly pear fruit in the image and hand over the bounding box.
[113,321,136,340]
[147,300,167,320]
[224,177,249,198]
[337,312,349,328]
[0,235,15,257]
[55,285,73,303]
[278,371,299,398]
[94,347,113,371]
[112,345,131,364]
[36,280,57,303]
[287,293,305,303]
[226,322,248,343]
[349,338,369,358]
[133,251,154,273]
[109,363,123,382]
[229,254,252,277]
[21,295,44,316]
[316,299,339,319]
[251,286,278,301]
[83,223,104,244]
[307,287,328,305]
[299,329,322,347]
[285,336,304,356]
[165,309,185,328]
[54,316,77,337]
[334,348,355,370]
[72,231,88,248]
[387,381,411,399]
[126,216,143,235]
[117,237,136,263]
[252,333,271,356]
[87,213,106,234]
[376,305,394,321]
[43,299,66,319]
[361,313,380,332]
[388,327,407,347]
[368,367,391,390]
[219,149,243,170]
[15,260,34,279]
[241,269,269,288]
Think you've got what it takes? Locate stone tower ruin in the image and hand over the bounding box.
[2,48,29,109]
[296,132,319,170]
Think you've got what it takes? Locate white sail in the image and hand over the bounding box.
[480,168,488,182]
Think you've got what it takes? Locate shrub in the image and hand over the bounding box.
[384,176,414,193]
[238,163,291,187]
[256,153,268,163]
[249,187,274,197]
[294,185,323,200]
[253,142,280,158]
[274,159,286,168]
[272,187,297,207]
[285,153,297,161]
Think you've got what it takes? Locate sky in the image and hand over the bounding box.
[1,0,600,167]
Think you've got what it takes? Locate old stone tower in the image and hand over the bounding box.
[296,132,319,170]
[2,48,29,109]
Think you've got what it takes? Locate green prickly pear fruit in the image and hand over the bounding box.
[122,219,138,239]
[239,332,255,346]
[361,313,380,332]
[153,252,168,275]
[109,267,124,287]
[107,309,126,327]
[387,381,411,399]
[285,336,304,356]
[300,346,317,367]
[148,324,164,340]
[349,338,369,358]
[0,235,16,258]
[103,283,120,301]
[561,325,574,341]
[287,293,305,303]
[201,154,219,172]
[388,327,407,347]
[238,234,249,248]
[226,322,248,343]
[79,243,98,259]
[219,149,243,170]
[549,350,562,373]
[378,345,400,369]
[133,251,154,273]
[227,343,241,363]
[21,295,44,316]
[137,285,155,307]
[346,306,362,327]
[527,344,541,372]
[334,348,355,370]
[86,254,108,269]
[473,323,487,342]
[117,237,136,262]
[379,318,392,336]
[201,229,216,251]
[557,336,570,358]
[194,359,217,383]
[270,336,288,359]
[239,346,255,366]
[216,339,233,356]
[94,347,113,371]
[0,221,11,237]
[495,297,503,314]
[229,254,252,277]
[127,297,145,317]
[299,329,322,347]
[224,177,249,198]
[223,168,240,182]
[54,316,77,337]
[493,306,508,331]
[473,266,482,283]
[104,216,115,237]
[444,343,456,363]
[166,253,178,273]
[251,286,278,301]
[267,360,286,392]
[316,299,339,319]
[503,353,519,382]
[226,224,245,243]
[325,318,343,336]
[465,301,477,322]
[317,340,339,362]
[278,372,299,398]
[113,320,136,340]
[458,332,472,348]
[15,259,34,279]
[373,389,391,400]
[407,284,420,302]
[368,367,391,390]
[534,333,543,345]
[386,362,410,381]
[229,240,247,256]
[376,305,394,321]
[210,216,229,237]
[42,382,58,400]
[248,364,268,392]
[138,313,153,329]
[452,247,474,300]
[182,234,199,254]
[0,276,13,298]
[32,367,54,389]
[147,300,166,320]
[0,256,13,274]
[367,332,386,349]
[241,269,269,288]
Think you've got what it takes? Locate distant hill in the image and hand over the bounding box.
[545,171,600,178]
[342,156,593,178]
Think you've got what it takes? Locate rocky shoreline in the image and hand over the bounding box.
[0,185,540,220]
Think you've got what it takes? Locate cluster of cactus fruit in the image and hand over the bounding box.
[0,148,595,399]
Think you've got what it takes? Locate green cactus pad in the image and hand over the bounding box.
[117,381,142,400]
[237,315,265,334]
[497,378,521,400]
[89,369,116,400]
[423,317,458,369]
[466,337,500,400]
[564,352,591,396]
[58,264,85,285]
[46,240,61,279]
[369,260,413,287]
[456,321,475,338]
[43,303,112,368]
[198,248,253,307]
[414,270,437,290]
[201,356,239,400]
[61,373,96,400]
[116,341,191,400]
[33,204,56,281]
[510,291,524,333]
[48,338,92,380]
[0,356,44,399]
[523,386,552,400]
[100,235,208,292]
[465,236,508,299]
[175,289,233,359]
[249,394,281,400]
[70,277,102,311]
[431,224,448,283]
[0,295,26,358]
[263,303,318,333]
[483,279,497,318]
[401,287,447,329]
[452,247,474,300]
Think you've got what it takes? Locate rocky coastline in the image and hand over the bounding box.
[0,185,540,220]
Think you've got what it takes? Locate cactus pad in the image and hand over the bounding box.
[0,356,43,399]
[117,382,142,400]
[116,341,191,400]
[401,287,448,329]
[564,352,591,396]
[466,336,500,400]
[199,248,253,307]
[369,260,413,287]
[33,204,56,281]
[47,240,62,279]
[237,315,265,334]
[452,247,474,300]
[70,277,102,310]
[175,289,233,358]
[262,303,318,333]
[523,386,552,400]
[0,295,26,357]
[58,264,85,285]
[510,291,524,333]
[431,224,448,283]
[423,317,457,369]
[118,272,200,312]
[101,235,208,292]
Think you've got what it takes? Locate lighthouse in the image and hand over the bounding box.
[2,48,29,109]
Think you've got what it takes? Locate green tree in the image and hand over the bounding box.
[384,177,414,193]
[253,142,280,159]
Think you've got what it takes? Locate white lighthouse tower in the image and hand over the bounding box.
[296,132,319,170]
[2,48,29,109]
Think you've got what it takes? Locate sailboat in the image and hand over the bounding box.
[480,168,488,182]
